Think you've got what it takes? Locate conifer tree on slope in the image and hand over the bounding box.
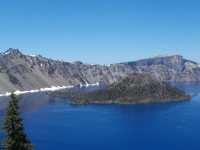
[1,93,34,150]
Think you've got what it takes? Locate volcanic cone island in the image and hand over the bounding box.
[51,73,191,105]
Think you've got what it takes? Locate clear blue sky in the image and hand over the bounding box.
[0,0,199,64]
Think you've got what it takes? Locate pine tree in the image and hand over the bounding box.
[1,93,34,150]
[0,136,4,150]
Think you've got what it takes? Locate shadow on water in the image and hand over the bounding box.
[0,85,109,116]
[0,92,68,116]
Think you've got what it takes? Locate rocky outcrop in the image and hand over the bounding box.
[0,48,199,94]
[124,54,200,81]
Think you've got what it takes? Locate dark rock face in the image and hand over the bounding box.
[0,48,199,93]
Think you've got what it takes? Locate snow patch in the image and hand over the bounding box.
[0,82,100,97]
[25,54,37,57]
[83,79,90,87]
[4,52,10,55]
[91,82,99,86]
[0,85,74,97]
[49,58,71,63]
[23,53,71,64]
[0,51,10,55]
[100,64,111,66]
[81,82,99,87]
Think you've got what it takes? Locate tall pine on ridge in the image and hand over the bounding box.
[1,93,34,150]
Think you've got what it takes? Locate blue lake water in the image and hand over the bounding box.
[0,82,200,150]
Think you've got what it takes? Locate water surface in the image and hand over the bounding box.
[0,82,200,150]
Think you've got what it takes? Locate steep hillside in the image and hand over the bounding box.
[0,48,199,94]
[0,48,133,93]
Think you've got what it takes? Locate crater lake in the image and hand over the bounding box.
[0,82,200,150]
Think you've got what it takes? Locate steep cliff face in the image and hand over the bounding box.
[124,54,200,82]
[0,48,199,94]
[127,54,184,71]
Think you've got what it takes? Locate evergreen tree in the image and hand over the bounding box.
[1,93,34,150]
[0,136,4,150]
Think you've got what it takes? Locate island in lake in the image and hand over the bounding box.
[50,73,191,105]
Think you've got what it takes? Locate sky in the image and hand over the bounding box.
[0,0,199,65]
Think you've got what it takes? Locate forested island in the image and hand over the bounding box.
[49,73,191,105]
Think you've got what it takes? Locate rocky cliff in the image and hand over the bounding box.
[123,54,200,81]
[0,48,199,94]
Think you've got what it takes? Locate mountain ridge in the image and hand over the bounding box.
[0,48,199,94]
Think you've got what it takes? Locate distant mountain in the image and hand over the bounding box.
[123,54,200,81]
[0,48,199,94]
[52,73,190,105]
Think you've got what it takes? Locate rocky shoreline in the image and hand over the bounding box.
[48,91,190,105]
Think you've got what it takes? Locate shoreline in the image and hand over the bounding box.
[0,85,74,97]
[68,95,191,105]
[0,82,100,97]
